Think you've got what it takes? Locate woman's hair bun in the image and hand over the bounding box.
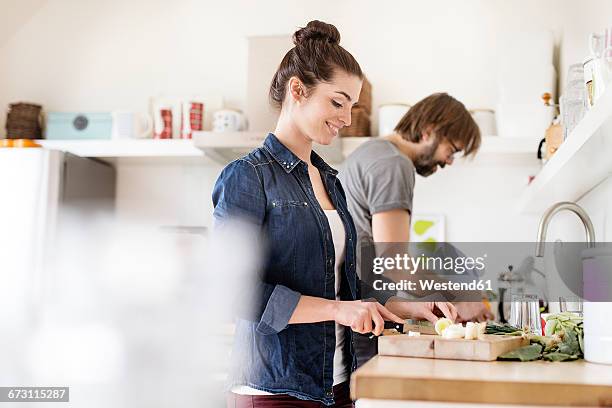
[293,20,340,46]
[269,20,361,109]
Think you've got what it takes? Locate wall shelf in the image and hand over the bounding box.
[517,87,612,213]
[194,132,537,164]
[193,131,347,163]
[37,139,204,158]
[476,136,538,155]
[33,133,538,165]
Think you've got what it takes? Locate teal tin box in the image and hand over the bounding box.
[45,112,113,140]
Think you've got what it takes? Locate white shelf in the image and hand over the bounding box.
[193,131,345,163]
[476,136,538,154]
[34,133,538,163]
[37,139,204,158]
[341,135,537,161]
[517,86,612,213]
[192,131,265,163]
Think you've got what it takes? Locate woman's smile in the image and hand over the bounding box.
[326,121,342,136]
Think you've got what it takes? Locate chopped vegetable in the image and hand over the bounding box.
[486,322,524,336]
[477,322,487,338]
[435,318,453,336]
[442,324,465,339]
[465,322,478,340]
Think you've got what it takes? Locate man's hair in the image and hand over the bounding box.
[394,93,481,157]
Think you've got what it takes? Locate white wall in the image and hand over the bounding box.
[2,0,609,130]
[413,156,541,241]
[1,0,610,240]
[114,158,222,228]
[578,176,612,241]
[0,0,47,48]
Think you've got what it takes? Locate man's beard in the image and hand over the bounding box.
[413,138,445,176]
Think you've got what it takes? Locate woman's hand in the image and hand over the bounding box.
[385,298,458,323]
[455,302,494,323]
[333,300,404,336]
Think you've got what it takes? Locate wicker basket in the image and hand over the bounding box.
[340,107,371,137]
[355,77,372,115]
[6,102,43,139]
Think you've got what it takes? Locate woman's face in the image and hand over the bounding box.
[292,71,362,145]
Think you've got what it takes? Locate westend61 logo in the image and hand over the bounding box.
[361,241,612,302]
[372,253,487,275]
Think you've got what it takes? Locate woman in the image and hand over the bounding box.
[213,21,456,407]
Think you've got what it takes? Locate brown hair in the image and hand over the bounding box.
[394,93,481,157]
[269,20,363,109]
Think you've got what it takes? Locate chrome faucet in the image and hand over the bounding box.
[535,201,596,257]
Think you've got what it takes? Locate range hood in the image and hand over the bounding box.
[193,131,345,164]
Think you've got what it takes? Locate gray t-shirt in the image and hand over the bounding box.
[339,138,416,248]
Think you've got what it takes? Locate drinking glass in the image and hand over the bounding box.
[509,293,542,334]
[559,296,583,316]
[561,64,587,139]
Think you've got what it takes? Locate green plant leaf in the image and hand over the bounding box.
[498,344,543,361]
[545,319,557,336]
[557,329,580,356]
[542,352,579,362]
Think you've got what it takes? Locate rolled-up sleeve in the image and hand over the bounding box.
[365,157,414,215]
[212,159,301,335]
[256,285,301,335]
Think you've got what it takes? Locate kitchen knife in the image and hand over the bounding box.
[367,321,405,339]
[367,319,437,338]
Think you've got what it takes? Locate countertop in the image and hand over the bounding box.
[350,355,612,406]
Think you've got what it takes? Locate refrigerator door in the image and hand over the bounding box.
[0,149,63,329]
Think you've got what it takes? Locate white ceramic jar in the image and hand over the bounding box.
[378,104,410,137]
[469,109,497,136]
[582,247,612,364]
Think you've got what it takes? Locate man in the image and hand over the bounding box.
[339,93,493,366]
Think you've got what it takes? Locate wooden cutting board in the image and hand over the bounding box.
[378,334,529,361]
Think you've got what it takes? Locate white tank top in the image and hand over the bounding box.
[232,209,348,395]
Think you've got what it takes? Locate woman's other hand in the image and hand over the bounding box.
[455,301,494,323]
[385,298,458,323]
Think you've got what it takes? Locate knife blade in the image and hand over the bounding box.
[367,321,405,339]
[366,320,437,338]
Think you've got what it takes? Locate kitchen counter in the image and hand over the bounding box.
[351,355,612,406]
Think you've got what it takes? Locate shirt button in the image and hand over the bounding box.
[326,390,333,397]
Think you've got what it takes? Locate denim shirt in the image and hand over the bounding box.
[212,134,390,405]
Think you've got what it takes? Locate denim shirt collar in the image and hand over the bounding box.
[263,133,338,176]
